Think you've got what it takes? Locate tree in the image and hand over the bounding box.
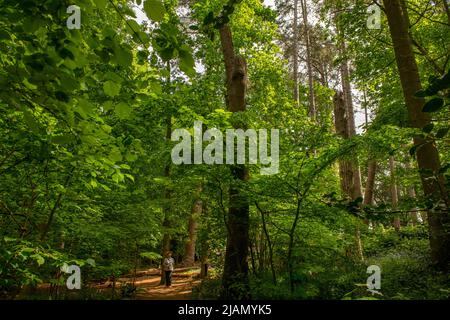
[389,156,401,231]
[383,0,450,270]
[301,0,316,118]
[182,186,202,267]
[217,5,250,299]
[293,0,300,105]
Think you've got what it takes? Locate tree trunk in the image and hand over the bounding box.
[199,204,210,279]
[363,159,377,226]
[333,90,363,199]
[362,89,376,225]
[335,13,364,261]
[335,14,363,201]
[160,215,171,285]
[364,160,377,206]
[333,91,364,261]
[293,0,299,105]
[182,193,202,267]
[390,156,401,231]
[301,0,315,118]
[383,0,450,270]
[409,186,419,226]
[342,74,362,200]
[219,24,250,299]
[160,63,173,284]
[405,161,419,225]
[333,92,353,196]
[249,241,257,274]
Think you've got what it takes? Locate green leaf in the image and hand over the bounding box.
[79,98,94,115]
[23,110,40,132]
[64,59,78,70]
[52,135,73,145]
[125,152,138,162]
[114,45,133,67]
[122,6,137,18]
[112,172,124,183]
[93,0,107,9]
[422,98,444,113]
[143,0,166,22]
[99,183,111,191]
[140,252,162,260]
[60,74,80,91]
[137,31,150,45]
[86,258,96,267]
[104,72,124,84]
[101,124,112,133]
[109,147,123,162]
[149,80,162,94]
[103,100,114,111]
[435,127,449,139]
[103,81,121,97]
[74,259,86,267]
[115,102,132,119]
[179,47,195,77]
[23,79,37,90]
[126,19,141,34]
[158,46,175,61]
[137,50,149,64]
[90,179,98,188]
[31,254,45,266]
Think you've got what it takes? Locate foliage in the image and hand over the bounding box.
[0,0,449,300]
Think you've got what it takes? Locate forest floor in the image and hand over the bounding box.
[100,267,202,300]
[16,267,202,300]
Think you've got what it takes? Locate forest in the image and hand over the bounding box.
[0,0,449,301]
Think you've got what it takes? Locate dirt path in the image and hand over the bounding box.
[115,267,201,300]
[17,267,202,300]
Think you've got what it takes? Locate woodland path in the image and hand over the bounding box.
[106,267,202,300]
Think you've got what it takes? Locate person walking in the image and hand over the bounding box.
[162,251,175,287]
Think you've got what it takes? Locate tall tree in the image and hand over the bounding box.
[335,13,363,201]
[301,0,316,118]
[333,91,364,261]
[219,21,250,299]
[383,0,450,269]
[160,61,174,285]
[293,0,300,105]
